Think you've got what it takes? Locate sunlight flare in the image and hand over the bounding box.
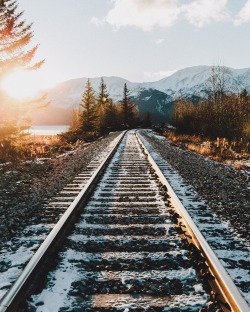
[1,70,43,99]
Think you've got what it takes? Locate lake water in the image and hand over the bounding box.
[27,125,70,136]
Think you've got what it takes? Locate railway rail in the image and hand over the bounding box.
[0,130,249,312]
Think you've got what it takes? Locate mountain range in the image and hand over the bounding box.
[32,65,250,125]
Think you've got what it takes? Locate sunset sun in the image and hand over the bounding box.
[2,70,42,99]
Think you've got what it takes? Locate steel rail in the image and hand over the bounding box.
[136,132,250,312]
[0,131,126,312]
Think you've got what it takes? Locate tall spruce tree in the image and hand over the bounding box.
[0,0,44,80]
[120,83,136,128]
[0,0,44,120]
[97,77,109,106]
[100,98,119,133]
[80,79,98,136]
[97,77,111,133]
[142,112,152,128]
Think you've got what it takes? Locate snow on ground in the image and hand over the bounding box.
[0,134,122,302]
[138,130,250,305]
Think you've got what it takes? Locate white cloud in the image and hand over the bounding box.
[90,16,105,26]
[144,69,177,80]
[102,0,181,31]
[184,0,229,27]
[92,0,230,31]
[155,38,165,44]
[234,0,250,25]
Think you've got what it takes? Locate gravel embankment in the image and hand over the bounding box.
[141,130,250,241]
[1,130,249,246]
[0,132,120,247]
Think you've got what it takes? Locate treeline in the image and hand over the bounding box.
[63,78,151,143]
[172,66,250,141]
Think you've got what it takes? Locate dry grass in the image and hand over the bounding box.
[163,130,250,171]
[0,133,81,163]
[186,142,212,156]
[25,134,81,159]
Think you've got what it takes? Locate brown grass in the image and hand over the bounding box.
[163,130,250,171]
[0,133,81,163]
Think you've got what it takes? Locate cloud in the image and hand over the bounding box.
[102,0,181,31]
[234,0,250,25]
[92,0,231,31]
[144,69,177,80]
[184,0,230,27]
[155,38,165,44]
[90,16,105,26]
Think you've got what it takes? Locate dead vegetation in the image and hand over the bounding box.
[0,133,80,163]
[164,130,250,171]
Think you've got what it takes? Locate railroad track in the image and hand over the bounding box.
[0,130,249,312]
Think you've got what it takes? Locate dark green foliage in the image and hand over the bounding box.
[131,88,174,124]
[120,83,138,128]
[80,79,98,137]
[97,77,109,106]
[97,77,115,134]
[99,99,120,133]
[66,80,141,144]
[142,112,152,128]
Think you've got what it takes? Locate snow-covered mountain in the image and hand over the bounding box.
[34,65,250,124]
[46,76,142,108]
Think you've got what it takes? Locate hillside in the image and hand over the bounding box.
[32,66,250,125]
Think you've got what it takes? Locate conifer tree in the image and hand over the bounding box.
[97,77,109,106]
[80,79,98,136]
[120,83,136,128]
[0,0,45,120]
[100,98,119,133]
[97,77,109,133]
[0,0,44,80]
[142,112,152,128]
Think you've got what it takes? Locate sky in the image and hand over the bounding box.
[11,0,250,88]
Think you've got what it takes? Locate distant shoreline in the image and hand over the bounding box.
[26,125,70,136]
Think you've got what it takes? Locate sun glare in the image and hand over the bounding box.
[2,70,44,99]
[2,71,38,99]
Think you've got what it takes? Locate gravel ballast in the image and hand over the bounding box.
[140,130,250,241]
[1,129,249,245]
[0,132,120,247]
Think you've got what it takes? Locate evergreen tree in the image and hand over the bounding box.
[0,0,45,120]
[80,79,98,136]
[142,112,152,128]
[100,98,119,133]
[120,83,136,128]
[97,77,109,133]
[97,77,109,106]
[0,0,44,80]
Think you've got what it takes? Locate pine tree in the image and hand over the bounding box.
[97,77,109,133]
[0,0,45,161]
[100,98,119,133]
[142,112,152,128]
[0,0,45,119]
[0,0,44,80]
[80,79,98,137]
[97,77,109,106]
[120,83,136,128]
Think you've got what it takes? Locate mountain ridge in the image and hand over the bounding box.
[32,65,250,125]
